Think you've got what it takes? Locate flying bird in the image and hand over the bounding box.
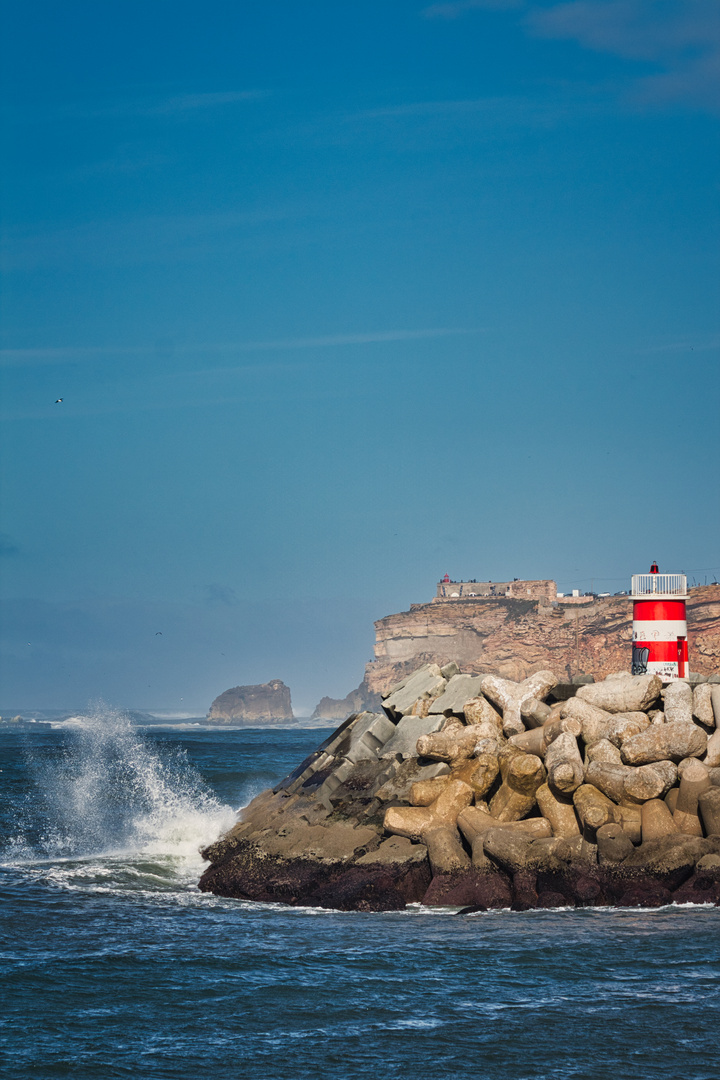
[54,398,63,403]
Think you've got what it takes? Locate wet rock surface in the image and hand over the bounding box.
[200,663,720,911]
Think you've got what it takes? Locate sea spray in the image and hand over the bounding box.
[15,703,236,876]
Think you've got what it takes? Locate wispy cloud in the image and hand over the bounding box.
[137,89,268,116]
[528,0,720,109]
[354,96,538,119]
[423,0,522,17]
[0,328,477,368]
[56,88,269,121]
[0,206,294,272]
[423,0,720,110]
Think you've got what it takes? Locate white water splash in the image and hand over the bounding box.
[17,703,235,884]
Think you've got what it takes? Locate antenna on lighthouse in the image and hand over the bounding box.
[630,562,689,680]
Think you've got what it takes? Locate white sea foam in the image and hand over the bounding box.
[11,703,235,890]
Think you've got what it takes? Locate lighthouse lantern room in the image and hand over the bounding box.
[631,563,688,680]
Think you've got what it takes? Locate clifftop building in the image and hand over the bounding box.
[435,575,557,603]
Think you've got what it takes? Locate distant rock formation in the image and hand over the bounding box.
[207,680,293,723]
[365,586,720,696]
[311,678,382,721]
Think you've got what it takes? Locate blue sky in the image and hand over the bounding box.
[1,0,719,714]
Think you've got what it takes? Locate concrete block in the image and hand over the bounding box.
[379,712,446,759]
[382,664,447,720]
[429,674,487,716]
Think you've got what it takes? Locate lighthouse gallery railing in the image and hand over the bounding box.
[631,574,687,598]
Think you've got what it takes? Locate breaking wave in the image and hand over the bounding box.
[9,703,235,888]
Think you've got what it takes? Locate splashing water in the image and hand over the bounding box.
[13,704,236,889]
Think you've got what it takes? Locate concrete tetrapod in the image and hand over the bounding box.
[663,680,693,725]
[384,778,473,841]
[596,823,634,865]
[463,695,504,729]
[573,783,618,839]
[468,722,504,756]
[705,729,720,768]
[572,783,642,844]
[561,698,650,748]
[481,670,557,738]
[641,799,679,842]
[585,760,677,806]
[698,788,720,836]
[585,739,623,766]
[544,732,585,796]
[673,759,710,836]
[416,718,481,764]
[488,746,546,821]
[508,717,582,758]
[451,754,500,800]
[536,783,581,837]
[423,826,471,875]
[409,753,499,806]
[457,806,552,843]
[520,698,552,729]
[576,673,662,714]
[693,683,715,728]
[621,723,707,766]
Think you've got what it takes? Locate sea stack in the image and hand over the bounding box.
[207,680,293,724]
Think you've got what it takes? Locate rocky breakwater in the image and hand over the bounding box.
[199,665,720,911]
[207,679,293,723]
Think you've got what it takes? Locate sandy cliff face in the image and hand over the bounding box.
[366,586,720,695]
[208,679,293,723]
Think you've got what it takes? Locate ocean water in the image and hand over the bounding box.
[1,711,719,1080]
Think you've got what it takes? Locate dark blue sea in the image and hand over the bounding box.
[2,711,720,1080]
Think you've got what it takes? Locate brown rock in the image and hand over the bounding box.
[207,679,293,722]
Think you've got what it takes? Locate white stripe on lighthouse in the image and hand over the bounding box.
[632,620,687,642]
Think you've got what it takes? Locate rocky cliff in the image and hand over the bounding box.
[365,586,720,695]
[310,678,382,721]
[207,679,293,723]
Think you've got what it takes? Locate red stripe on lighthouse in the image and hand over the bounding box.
[633,640,682,663]
[633,600,687,621]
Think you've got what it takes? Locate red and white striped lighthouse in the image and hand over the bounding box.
[631,563,688,680]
